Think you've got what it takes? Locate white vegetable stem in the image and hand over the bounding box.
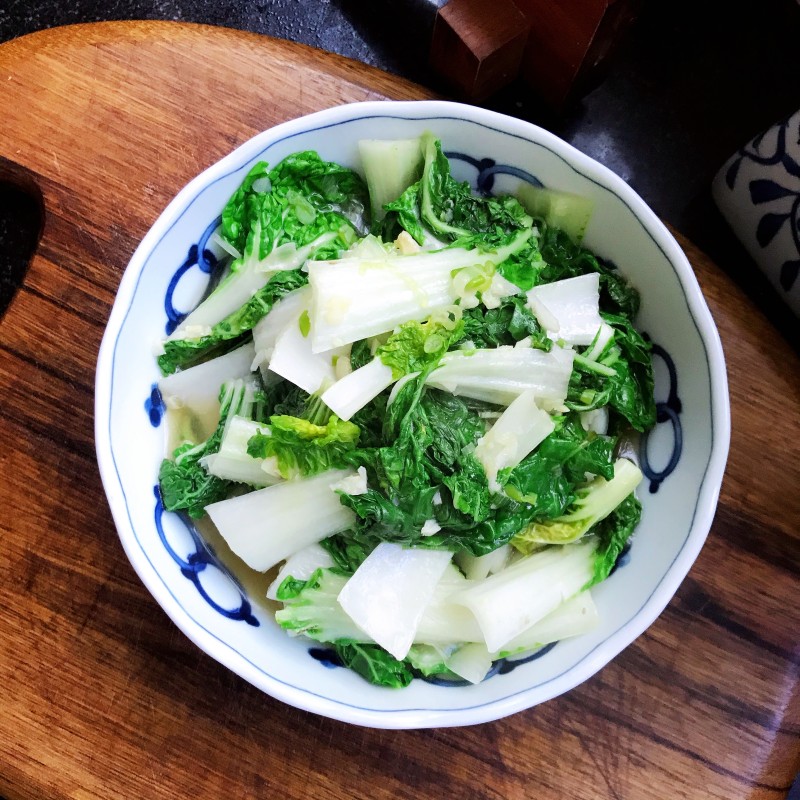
[251,286,310,371]
[266,543,335,601]
[526,273,604,346]
[200,415,281,487]
[275,562,483,647]
[426,346,575,409]
[170,228,335,337]
[481,272,521,310]
[320,357,396,421]
[267,300,349,394]
[387,370,421,407]
[157,342,255,412]
[307,233,529,353]
[580,406,609,435]
[474,390,555,491]
[451,541,595,652]
[253,233,338,273]
[337,543,453,660]
[446,643,493,684]
[205,468,357,572]
[493,590,599,657]
[358,138,423,221]
[583,322,615,362]
[328,466,368,495]
[308,252,455,352]
[454,544,512,582]
[414,564,484,644]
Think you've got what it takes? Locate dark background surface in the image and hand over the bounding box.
[0,0,799,334]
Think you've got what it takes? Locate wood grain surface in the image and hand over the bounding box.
[0,21,798,800]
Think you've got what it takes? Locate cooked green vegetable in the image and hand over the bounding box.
[156,133,656,688]
[158,377,263,517]
[500,414,616,518]
[383,132,533,245]
[246,413,360,480]
[158,270,308,375]
[566,312,656,432]
[335,643,415,689]
[159,152,368,375]
[510,458,643,551]
[538,225,640,320]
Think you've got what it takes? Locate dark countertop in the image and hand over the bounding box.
[1,0,799,344]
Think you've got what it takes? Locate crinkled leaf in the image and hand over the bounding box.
[158,458,229,519]
[495,240,546,291]
[566,312,655,432]
[161,152,368,376]
[334,643,414,688]
[418,134,532,242]
[380,182,426,244]
[247,414,360,479]
[588,493,642,586]
[501,414,616,520]
[380,134,532,246]
[459,295,552,350]
[376,317,464,378]
[441,454,491,522]
[349,339,374,371]
[420,389,486,468]
[511,459,642,553]
[222,152,369,255]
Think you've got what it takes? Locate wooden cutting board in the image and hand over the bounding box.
[0,21,797,800]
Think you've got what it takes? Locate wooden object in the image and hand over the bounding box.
[425,0,639,106]
[514,0,640,108]
[0,22,798,800]
[429,0,530,101]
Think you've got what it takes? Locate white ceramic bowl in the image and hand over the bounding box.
[95,100,730,729]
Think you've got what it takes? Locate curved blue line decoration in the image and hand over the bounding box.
[609,541,633,577]
[144,383,165,428]
[422,642,561,686]
[639,344,683,493]
[153,486,259,626]
[308,647,343,670]
[163,216,221,335]
[496,642,559,675]
[446,151,544,195]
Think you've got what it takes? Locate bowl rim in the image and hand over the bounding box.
[95,99,731,729]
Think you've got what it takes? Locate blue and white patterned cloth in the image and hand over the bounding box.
[712,108,800,316]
